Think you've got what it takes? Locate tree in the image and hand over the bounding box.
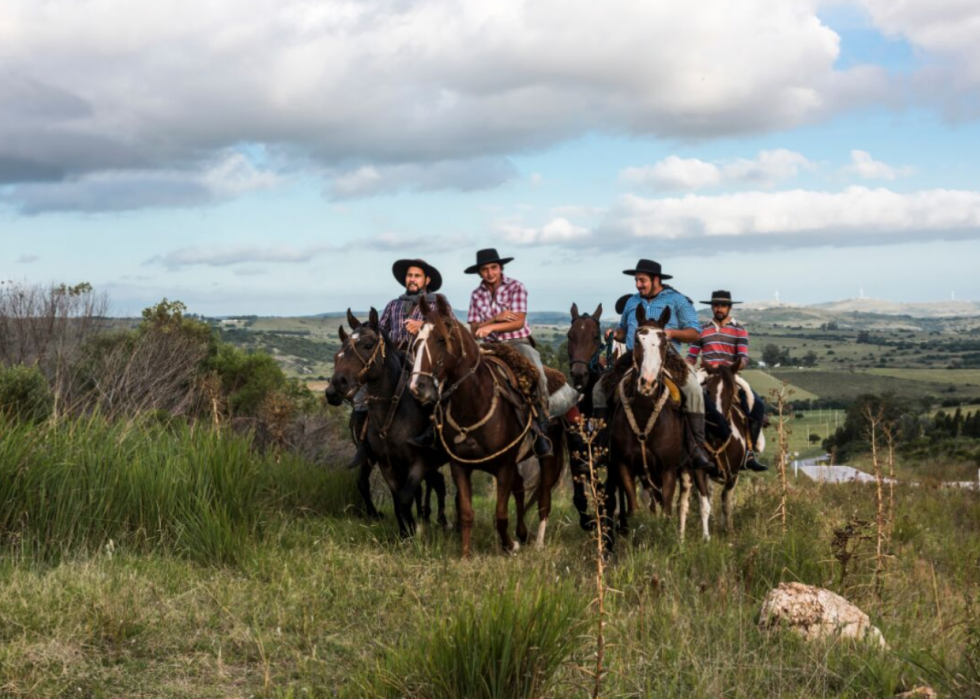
[801,350,818,368]
[762,343,782,366]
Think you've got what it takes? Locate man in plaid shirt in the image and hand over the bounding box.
[466,248,553,458]
[349,258,447,468]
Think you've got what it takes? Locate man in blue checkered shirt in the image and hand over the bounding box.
[592,259,714,472]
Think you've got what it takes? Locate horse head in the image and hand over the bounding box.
[702,362,739,424]
[567,302,603,390]
[326,307,385,404]
[633,304,671,397]
[409,293,464,405]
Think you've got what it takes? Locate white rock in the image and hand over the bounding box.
[759,582,887,649]
[890,687,936,699]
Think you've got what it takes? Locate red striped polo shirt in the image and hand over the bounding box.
[687,319,749,369]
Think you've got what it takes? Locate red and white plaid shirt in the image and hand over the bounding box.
[468,274,531,343]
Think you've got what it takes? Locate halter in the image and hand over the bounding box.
[345,329,387,384]
[568,314,603,374]
[618,324,671,476]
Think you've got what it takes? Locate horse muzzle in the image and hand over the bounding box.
[637,375,658,397]
[409,375,439,405]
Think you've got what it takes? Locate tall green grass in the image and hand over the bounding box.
[357,577,587,699]
[0,414,358,565]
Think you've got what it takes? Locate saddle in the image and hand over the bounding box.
[480,343,567,405]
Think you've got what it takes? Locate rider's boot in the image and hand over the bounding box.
[348,409,371,469]
[745,415,768,471]
[532,402,554,458]
[685,412,720,476]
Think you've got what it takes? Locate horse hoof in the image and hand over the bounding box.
[504,541,521,555]
[366,511,384,521]
[579,518,597,532]
[437,516,449,528]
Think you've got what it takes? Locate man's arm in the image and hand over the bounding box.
[475,313,526,339]
[738,326,750,370]
[666,294,702,345]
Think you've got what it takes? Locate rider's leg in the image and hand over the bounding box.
[349,387,372,469]
[511,341,554,458]
[679,370,717,473]
[743,389,768,471]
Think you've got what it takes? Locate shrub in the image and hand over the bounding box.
[0,364,53,422]
[362,579,585,699]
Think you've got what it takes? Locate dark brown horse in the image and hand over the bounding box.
[701,362,752,533]
[409,294,565,556]
[325,309,447,536]
[605,304,712,550]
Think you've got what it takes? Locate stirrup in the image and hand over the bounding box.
[348,442,369,470]
[533,434,554,458]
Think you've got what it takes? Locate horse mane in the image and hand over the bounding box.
[664,348,689,383]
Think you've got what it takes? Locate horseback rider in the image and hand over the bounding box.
[592,259,715,472]
[465,248,554,458]
[347,258,448,469]
[687,290,768,472]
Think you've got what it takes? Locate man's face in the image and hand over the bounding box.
[712,303,731,322]
[479,263,503,286]
[635,273,654,297]
[405,266,429,293]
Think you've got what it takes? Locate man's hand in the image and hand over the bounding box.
[475,326,494,339]
[404,319,423,335]
[494,311,518,323]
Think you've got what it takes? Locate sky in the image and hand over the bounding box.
[2,0,980,317]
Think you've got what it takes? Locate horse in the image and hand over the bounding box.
[604,304,712,551]
[325,308,447,536]
[409,294,565,556]
[700,362,754,533]
[566,302,656,533]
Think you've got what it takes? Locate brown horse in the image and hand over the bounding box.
[409,294,564,556]
[700,363,752,533]
[325,308,447,536]
[605,304,712,550]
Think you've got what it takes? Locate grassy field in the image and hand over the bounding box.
[1,416,979,698]
[864,368,980,386]
[742,369,820,402]
[771,369,980,405]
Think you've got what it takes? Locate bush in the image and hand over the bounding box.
[0,364,53,422]
[362,580,585,699]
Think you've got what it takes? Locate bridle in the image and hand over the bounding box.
[411,315,481,403]
[345,328,387,386]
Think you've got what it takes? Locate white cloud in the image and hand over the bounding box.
[0,0,885,210]
[842,150,914,180]
[499,217,590,245]
[1,152,279,214]
[148,244,338,270]
[621,149,811,191]
[327,158,516,199]
[596,186,980,250]
[15,254,39,263]
[857,0,980,117]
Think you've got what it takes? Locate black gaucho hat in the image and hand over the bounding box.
[465,248,514,274]
[700,290,742,305]
[615,294,633,316]
[392,259,443,292]
[622,258,672,280]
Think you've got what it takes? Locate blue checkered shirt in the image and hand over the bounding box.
[619,287,700,353]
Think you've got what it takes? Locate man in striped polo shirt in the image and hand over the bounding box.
[687,290,768,472]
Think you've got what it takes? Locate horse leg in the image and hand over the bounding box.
[415,483,425,523]
[600,465,619,554]
[572,471,595,531]
[495,466,519,553]
[661,469,677,518]
[357,461,382,520]
[618,470,638,535]
[394,460,425,537]
[692,469,712,542]
[428,469,449,528]
[451,463,475,557]
[678,470,692,542]
[378,463,411,537]
[535,445,562,548]
[513,469,529,545]
[722,473,738,534]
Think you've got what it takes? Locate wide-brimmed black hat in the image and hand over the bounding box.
[700,290,742,305]
[615,294,633,315]
[622,259,672,280]
[465,248,514,274]
[392,259,443,292]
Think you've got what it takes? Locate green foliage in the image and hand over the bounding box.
[0,364,53,422]
[208,343,289,416]
[0,414,358,565]
[361,579,585,699]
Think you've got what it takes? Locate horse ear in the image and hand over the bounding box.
[658,307,671,327]
[419,294,431,316]
[703,363,716,375]
[368,307,379,327]
[592,303,602,320]
[731,361,742,375]
[338,325,349,344]
[347,309,361,329]
[435,293,451,317]
[570,303,580,320]
[635,304,647,324]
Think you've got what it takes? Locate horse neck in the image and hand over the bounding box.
[443,334,494,418]
[363,339,402,404]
